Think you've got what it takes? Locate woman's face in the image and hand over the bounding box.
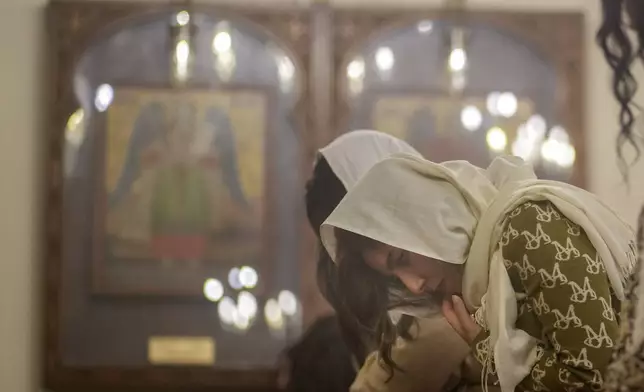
[363,243,463,297]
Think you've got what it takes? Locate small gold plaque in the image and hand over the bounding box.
[148,336,215,365]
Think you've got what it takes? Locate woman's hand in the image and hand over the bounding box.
[442,295,481,344]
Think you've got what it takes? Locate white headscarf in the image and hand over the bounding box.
[321,153,636,392]
[319,130,420,189]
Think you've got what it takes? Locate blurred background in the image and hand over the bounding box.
[2,0,644,391]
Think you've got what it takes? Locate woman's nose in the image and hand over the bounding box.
[397,272,425,295]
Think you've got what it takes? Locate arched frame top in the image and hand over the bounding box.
[46,3,312,391]
[331,8,584,186]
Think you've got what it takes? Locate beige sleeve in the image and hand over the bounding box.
[350,316,469,392]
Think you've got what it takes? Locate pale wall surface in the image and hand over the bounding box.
[0,1,46,392]
[1,0,642,391]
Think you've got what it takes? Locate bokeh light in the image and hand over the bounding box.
[486,126,507,152]
[278,290,298,316]
[264,298,284,330]
[228,268,243,290]
[237,291,258,319]
[460,105,482,132]
[203,278,224,302]
[218,296,237,325]
[239,266,258,289]
[94,84,114,112]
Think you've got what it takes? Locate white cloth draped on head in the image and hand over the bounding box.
[321,153,636,392]
[318,130,420,190]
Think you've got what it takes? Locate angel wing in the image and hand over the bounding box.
[204,107,248,207]
[109,102,165,207]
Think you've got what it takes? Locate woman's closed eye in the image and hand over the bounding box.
[386,251,409,271]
